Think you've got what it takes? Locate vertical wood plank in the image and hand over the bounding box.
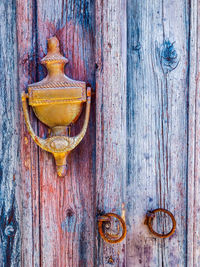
[35,1,96,266]
[187,0,200,265]
[95,0,127,265]
[16,0,41,266]
[0,1,21,266]
[127,0,189,266]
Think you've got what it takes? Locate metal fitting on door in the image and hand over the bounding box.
[145,208,176,238]
[21,36,91,177]
[98,213,126,244]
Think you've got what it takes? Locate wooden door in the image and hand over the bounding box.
[1,0,200,266]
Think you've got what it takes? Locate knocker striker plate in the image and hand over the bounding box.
[21,36,91,177]
[98,213,127,244]
[145,208,176,238]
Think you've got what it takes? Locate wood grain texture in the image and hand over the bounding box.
[33,1,96,266]
[95,0,127,266]
[0,1,20,266]
[17,0,41,266]
[187,0,200,266]
[127,0,189,266]
[2,0,200,266]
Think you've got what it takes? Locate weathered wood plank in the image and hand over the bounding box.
[35,1,96,266]
[127,0,189,266]
[16,0,41,266]
[95,0,127,265]
[187,0,200,265]
[0,1,20,266]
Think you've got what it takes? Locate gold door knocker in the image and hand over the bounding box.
[22,36,91,177]
[98,213,127,244]
[145,208,176,238]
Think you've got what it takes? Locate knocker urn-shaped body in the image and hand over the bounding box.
[22,37,91,177]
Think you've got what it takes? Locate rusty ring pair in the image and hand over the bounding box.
[98,209,176,243]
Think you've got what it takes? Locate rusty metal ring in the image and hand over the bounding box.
[146,208,176,238]
[98,213,127,244]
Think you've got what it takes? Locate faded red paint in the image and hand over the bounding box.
[17,0,95,265]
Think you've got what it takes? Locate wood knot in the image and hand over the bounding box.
[66,208,75,218]
[4,225,15,237]
[132,42,141,51]
[108,42,112,49]
[62,208,76,233]
[160,41,179,74]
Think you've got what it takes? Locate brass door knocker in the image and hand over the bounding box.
[145,208,176,238]
[21,36,91,177]
[98,213,127,244]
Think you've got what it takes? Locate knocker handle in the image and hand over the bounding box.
[145,208,176,238]
[21,92,46,148]
[98,213,127,244]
